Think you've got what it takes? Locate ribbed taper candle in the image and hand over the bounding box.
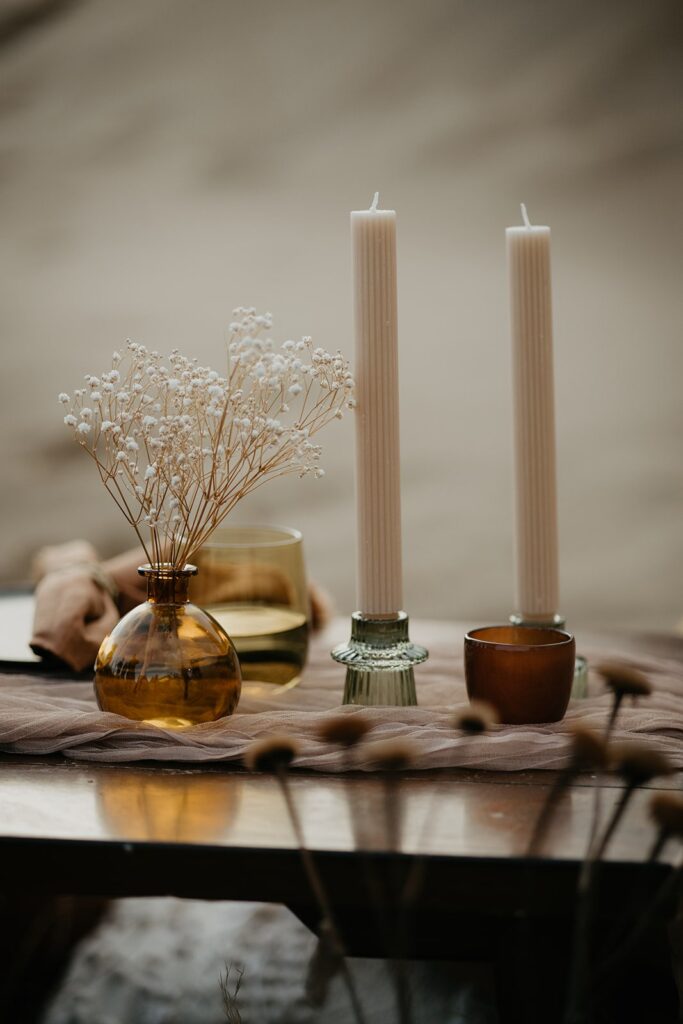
[351,193,403,616]
[507,204,560,622]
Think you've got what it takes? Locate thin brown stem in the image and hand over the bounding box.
[593,785,635,862]
[275,767,367,1024]
[382,776,413,1024]
[526,768,573,857]
[592,861,682,991]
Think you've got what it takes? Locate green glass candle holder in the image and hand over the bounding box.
[332,612,428,706]
[510,613,588,699]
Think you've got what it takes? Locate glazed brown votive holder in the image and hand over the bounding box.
[464,625,576,725]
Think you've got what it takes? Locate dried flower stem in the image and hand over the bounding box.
[592,858,683,991]
[219,963,244,1023]
[305,919,344,1008]
[647,793,683,861]
[605,697,622,740]
[592,785,635,862]
[365,741,418,1024]
[318,720,409,1023]
[273,764,367,1024]
[564,680,643,1021]
[384,776,413,1024]
[403,708,499,904]
[528,727,606,858]
[647,831,668,863]
[583,665,652,862]
[565,742,671,1023]
[565,860,601,1022]
[586,663,654,864]
[527,769,573,858]
[590,795,683,993]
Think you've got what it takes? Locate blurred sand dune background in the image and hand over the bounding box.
[1,0,681,628]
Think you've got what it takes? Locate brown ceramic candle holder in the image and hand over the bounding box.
[464,625,575,725]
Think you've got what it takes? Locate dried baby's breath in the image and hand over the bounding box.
[60,309,355,568]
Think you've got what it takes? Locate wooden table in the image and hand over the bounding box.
[1,622,682,1023]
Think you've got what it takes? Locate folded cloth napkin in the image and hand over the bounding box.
[30,540,332,673]
[30,542,146,672]
[4,622,683,771]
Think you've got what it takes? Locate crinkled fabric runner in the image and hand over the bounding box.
[1,621,683,771]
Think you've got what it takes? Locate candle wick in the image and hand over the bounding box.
[520,202,532,229]
[370,192,380,211]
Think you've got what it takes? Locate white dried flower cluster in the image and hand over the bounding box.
[60,309,355,567]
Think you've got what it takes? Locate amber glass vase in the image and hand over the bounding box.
[95,564,241,728]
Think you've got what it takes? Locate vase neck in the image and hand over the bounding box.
[138,563,197,604]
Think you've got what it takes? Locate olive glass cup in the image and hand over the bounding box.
[191,526,310,692]
[464,625,576,725]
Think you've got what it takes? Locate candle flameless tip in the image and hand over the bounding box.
[370,192,380,211]
[520,203,532,229]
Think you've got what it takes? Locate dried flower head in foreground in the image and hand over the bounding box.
[649,792,683,838]
[651,790,683,839]
[596,661,653,700]
[59,310,355,568]
[364,738,417,772]
[318,714,372,748]
[453,701,500,735]
[608,741,674,785]
[245,734,300,773]
[568,723,607,771]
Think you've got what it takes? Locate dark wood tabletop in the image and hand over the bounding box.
[1,622,681,901]
[1,619,682,1022]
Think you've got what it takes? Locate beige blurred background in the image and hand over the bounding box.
[1,0,681,629]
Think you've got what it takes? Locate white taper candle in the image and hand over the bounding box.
[507,204,560,622]
[351,193,403,616]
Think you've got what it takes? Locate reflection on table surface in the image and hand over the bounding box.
[0,756,677,865]
[96,769,242,843]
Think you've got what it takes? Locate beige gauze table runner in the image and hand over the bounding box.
[1,620,683,771]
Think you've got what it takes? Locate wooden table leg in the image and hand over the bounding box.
[0,894,108,1024]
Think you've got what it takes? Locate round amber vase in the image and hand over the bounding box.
[95,564,242,728]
